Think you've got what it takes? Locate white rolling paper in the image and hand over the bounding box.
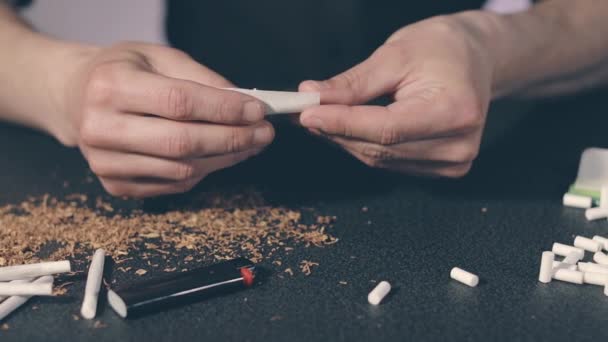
[224,88,320,115]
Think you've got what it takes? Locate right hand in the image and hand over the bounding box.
[58,42,274,198]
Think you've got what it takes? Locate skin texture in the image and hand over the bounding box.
[2,1,608,195]
[299,17,492,178]
[68,43,275,197]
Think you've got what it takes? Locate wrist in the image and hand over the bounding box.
[6,28,99,145]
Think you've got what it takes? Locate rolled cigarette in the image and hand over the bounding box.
[0,260,71,282]
[0,279,31,303]
[81,249,106,319]
[223,88,320,115]
[0,281,53,296]
[0,276,53,321]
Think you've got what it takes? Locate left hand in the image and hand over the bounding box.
[299,13,495,178]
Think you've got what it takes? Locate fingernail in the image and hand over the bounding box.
[253,125,273,146]
[301,115,324,130]
[243,101,265,122]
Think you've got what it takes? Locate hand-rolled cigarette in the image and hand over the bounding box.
[0,281,53,296]
[0,279,31,303]
[223,88,320,115]
[81,249,106,319]
[0,276,53,321]
[0,260,71,282]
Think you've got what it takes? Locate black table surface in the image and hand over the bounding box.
[1,90,608,342]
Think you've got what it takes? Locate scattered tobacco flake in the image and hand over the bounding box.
[284,268,294,276]
[72,314,80,321]
[361,206,369,212]
[1,323,9,331]
[299,260,319,276]
[270,315,283,321]
[93,321,107,329]
[272,260,282,266]
[163,267,177,272]
[0,189,337,268]
[135,269,147,276]
[339,281,348,285]
[481,207,488,213]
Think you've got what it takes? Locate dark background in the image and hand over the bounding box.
[1,89,608,341]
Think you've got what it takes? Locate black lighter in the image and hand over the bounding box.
[107,258,255,318]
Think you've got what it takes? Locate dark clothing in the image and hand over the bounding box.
[166,1,484,89]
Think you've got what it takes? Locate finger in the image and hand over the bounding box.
[93,66,265,124]
[347,147,472,178]
[300,96,478,145]
[84,147,263,181]
[299,45,403,105]
[325,133,480,164]
[80,113,274,159]
[99,176,203,198]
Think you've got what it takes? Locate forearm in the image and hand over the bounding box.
[0,4,96,144]
[453,0,608,99]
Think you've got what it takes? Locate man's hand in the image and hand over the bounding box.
[299,15,494,178]
[62,42,274,197]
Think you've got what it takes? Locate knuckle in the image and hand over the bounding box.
[225,127,251,153]
[101,180,127,197]
[454,97,484,133]
[174,163,196,181]
[87,157,108,178]
[175,179,198,193]
[79,116,102,146]
[86,65,119,105]
[378,120,400,145]
[450,142,480,164]
[164,130,193,158]
[163,86,193,120]
[360,144,395,162]
[211,98,240,123]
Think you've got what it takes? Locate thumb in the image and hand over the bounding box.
[299,48,401,105]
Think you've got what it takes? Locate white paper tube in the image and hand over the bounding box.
[224,88,320,115]
[574,236,602,252]
[553,269,584,284]
[552,243,585,259]
[450,267,479,287]
[585,207,608,221]
[601,186,608,208]
[81,249,106,319]
[562,252,582,265]
[578,262,608,274]
[0,276,53,321]
[0,280,31,303]
[367,281,391,305]
[563,193,592,208]
[538,252,554,283]
[0,261,71,282]
[593,235,608,251]
[552,261,577,271]
[0,282,53,296]
[593,252,608,265]
[583,272,608,286]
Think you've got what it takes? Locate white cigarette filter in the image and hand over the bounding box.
[553,269,584,284]
[223,88,320,115]
[538,252,554,283]
[552,243,584,259]
[0,276,53,321]
[552,261,577,271]
[585,207,608,221]
[605,284,608,297]
[583,272,608,286]
[593,235,608,251]
[593,252,608,265]
[81,249,106,319]
[574,236,602,253]
[578,262,608,274]
[562,252,582,265]
[367,281,391,305]
[601,186,608,208]
[450,267,479,287]
[0,260,71,282]
[0,281,53,296]
[563,193,592,209]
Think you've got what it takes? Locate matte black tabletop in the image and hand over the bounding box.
[1,90,608,341]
